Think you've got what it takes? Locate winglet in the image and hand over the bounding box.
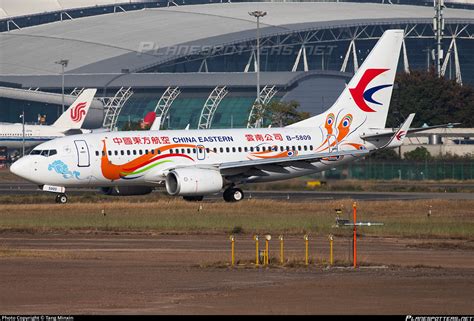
[53,89,97,129]
[381,113,415,149]
[150,116,162,131]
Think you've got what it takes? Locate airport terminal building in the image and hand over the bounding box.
[0,0,473,134]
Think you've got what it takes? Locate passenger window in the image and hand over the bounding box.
[121,150,124,156]
[309,145,313,150]
[298,146,302,151]
[187,148,191,154]
[133,150,137,155]
[244,147,248,152]
[193,148,197,153]
[114,150,118,156]
[286,146,290,151]
[181,149,185,154]
[292,146,296,151]
[95,151,99,156]
[213,148,217,153]
[250,147,254,152]
[102,151,106,156]
[108,150,112,156]
[158,150,161,155]
[226,147,230,153]
[199,148,203,154]
[304,145,308,151]
[220,147,224,153]
[139,150,143,155]
[151,150,155,154]
[256,147,260,152]
[238,147,242,152]
[206,148,210,153]
[145,150,149,155]
[232,147,236,153]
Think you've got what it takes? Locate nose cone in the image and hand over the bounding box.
[10,157,31,181]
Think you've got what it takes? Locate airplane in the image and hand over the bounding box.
[9,30,450,204]
[0,89,97,153]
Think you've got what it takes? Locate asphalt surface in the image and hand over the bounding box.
[1,181,474,201]
[1,233,473,314]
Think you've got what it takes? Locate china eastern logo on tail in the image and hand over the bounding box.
[70,102,87,122]
[349,68,392,112]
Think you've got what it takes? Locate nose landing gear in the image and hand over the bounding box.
[223,187,244,202]
[55,193,68,204]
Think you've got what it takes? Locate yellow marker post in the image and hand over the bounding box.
[304,234,309,266]
[279,235,284,265]
[254,235,259,267]
[264,235,271,265]
[230,235,235,266]
[328,234,334,266]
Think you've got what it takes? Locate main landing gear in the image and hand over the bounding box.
[223,187,244,203]
[55,193,68,204]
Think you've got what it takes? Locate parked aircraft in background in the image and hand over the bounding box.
[10,30,449,203]
[0,89,97,154]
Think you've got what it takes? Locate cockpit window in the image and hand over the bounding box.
[30,149,57,157]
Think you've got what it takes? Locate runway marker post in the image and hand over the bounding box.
[279,235,284,264]
[329,234,334,266]
[230,235,235,266]
[264,234,271,265]
[353,202,357,268]
[254,235,259,266]
[304,234,309,266]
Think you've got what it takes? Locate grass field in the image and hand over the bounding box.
[0,199,472,239]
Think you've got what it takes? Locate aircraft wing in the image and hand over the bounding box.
[218,149,368,175]
[360,122,460,140]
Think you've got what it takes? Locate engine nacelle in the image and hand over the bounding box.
[100,186,153,196]
[165,168,223,196]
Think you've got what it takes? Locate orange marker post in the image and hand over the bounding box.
[353,202,357,269]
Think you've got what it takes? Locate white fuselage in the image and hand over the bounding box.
[0,123,67,150]
[11,126,370,188]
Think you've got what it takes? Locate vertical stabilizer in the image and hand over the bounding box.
[53,89,97,129]
[289,30,404,129]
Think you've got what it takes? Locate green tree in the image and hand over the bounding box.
[249,100,310,127]
[388,70,474,128]
[367,148,400,160]
[403,146,432,161]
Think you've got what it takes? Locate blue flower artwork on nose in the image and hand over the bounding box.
[48,160,80,179]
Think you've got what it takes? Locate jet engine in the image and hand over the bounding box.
[100,186,153,196]
[165,168,223,196]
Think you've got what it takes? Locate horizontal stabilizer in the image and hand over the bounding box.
[361,122,460,140]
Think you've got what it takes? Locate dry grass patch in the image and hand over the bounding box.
[0,199,472,239]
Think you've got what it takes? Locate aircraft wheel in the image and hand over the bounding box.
[55,193,68,204]
[183,196,204,202]
[223,188,244,202]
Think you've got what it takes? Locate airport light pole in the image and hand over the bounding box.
[249,10,267,128]
[20,111,25,157]
[433,0,444,77]
[55,59,69,114]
